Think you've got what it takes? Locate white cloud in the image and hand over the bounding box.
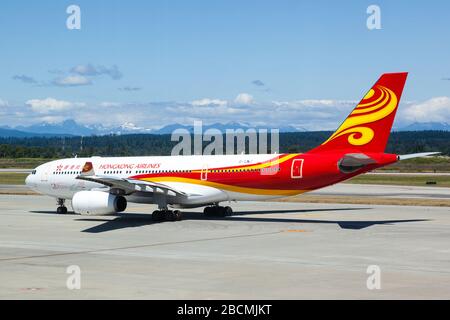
[99,101,121,107]
[9,94,450,132]
[119,86,141,92]
[37,115,66,123]
[168,104,246,118]
[15,96,357,130]
[71,64,123,80]
[53,75,92,86]
[191,98,227,107]
[272,99,357,109]
[234,93,254,105]
[401,97,450,123]
[25,98,85,114]
[0,99,8,107]
[43,64,124,87]
[13,74,37,84]
[71,64,97,75]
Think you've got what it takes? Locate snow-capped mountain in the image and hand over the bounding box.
[151,122,305,134]
[1,119,305,137]
[2,119,450,138]
[396,122,450,131]
[15,120,97,136]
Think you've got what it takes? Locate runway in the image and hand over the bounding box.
[3,182,450,200]
[0,169,31,173]
[311,183,450,199]
[0,194,449,299]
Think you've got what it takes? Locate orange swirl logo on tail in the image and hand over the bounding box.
[322,85,398,146]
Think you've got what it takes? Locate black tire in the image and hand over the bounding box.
[217,207,227,217]
[224,206,233,216]
[174,210,182,221]
[203,207,211,216]
[166,211,175,221]
[152,210,161,221]
[60,206,68,214]
[56,207,62,214]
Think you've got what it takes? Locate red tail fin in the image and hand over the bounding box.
[310,72,408,153]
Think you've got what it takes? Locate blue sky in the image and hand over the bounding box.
[1,0,450,129]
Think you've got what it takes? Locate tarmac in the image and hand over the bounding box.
[0,194,449,299]
[312,183,450,199]
[0,169,31,173]
[3,182,450,200]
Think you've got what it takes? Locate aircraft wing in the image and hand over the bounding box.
[76,174,189,197]
[75,161,188,197]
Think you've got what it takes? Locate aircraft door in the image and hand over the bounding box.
[40,165,50,182]
[201,164,208,181]
[291,159,304,179]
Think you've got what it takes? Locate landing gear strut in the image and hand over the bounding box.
[56,198,68,214]
[203,205,233,217]
[152,209,183,222]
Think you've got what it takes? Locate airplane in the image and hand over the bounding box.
[25,72,439,221]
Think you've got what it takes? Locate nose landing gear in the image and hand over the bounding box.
[56,198,68,214]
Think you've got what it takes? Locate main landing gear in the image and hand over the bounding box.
[152,209,183,222]
[56,198,68,214]
[203,205,233,217]
[151,205,234,222]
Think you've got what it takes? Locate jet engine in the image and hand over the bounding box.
[72,191,127,215]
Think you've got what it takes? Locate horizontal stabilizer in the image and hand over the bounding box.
[398,152,441,161]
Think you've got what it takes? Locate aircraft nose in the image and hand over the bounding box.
[25,170,37,187]
[25,174,32,186]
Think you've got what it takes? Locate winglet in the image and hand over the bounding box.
[81,161,95,176]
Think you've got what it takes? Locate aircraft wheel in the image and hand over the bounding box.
[224,206,233,216]
[173,210,183,221]
[217,207,227,217]
[166,210,175,221]
[152,210,163,221]
[57,206,68,214]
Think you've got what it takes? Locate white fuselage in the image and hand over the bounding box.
[25,154,298,209]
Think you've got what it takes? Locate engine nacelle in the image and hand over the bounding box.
[72,191,127,215]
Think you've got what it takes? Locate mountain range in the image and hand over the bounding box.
[395,122,450,131]
[1,120,450,138]
[0,119,304,138]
